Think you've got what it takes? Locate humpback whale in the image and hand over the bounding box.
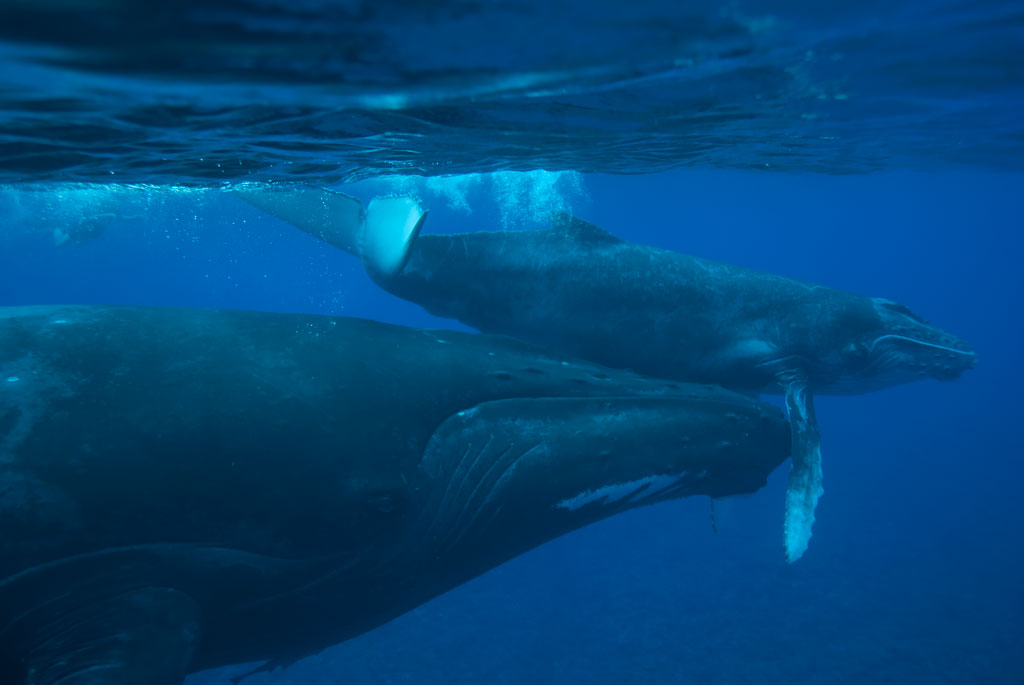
[0,305,789,684]
[235,186,976,563]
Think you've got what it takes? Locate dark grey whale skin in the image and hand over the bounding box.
[0,305,789,684]
[379,217,975,396]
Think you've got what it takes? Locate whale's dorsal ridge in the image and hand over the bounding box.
[550,212,624,245]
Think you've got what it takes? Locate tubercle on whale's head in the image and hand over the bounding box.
[810,297,976,394]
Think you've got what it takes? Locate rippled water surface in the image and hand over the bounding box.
[2,0,1023,184]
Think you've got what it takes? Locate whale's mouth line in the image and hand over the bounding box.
[870,334,974,357]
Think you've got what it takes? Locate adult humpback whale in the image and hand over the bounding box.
[235,186,976,563]
[0,305,789,684]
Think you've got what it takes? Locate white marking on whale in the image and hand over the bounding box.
[557,473,684,511]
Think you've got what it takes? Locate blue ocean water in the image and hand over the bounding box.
[2,169,1020,683]
[1,1,1022,684]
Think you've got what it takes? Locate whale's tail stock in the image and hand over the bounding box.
[233,184,426,277]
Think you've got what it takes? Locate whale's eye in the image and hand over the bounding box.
[843,342,869,363]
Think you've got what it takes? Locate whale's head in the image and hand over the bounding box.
[415,390,790,574]
[808,297,976,394]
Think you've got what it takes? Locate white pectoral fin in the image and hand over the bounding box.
[360,196,428,277]
[235,186,426,277]
[781,376,824,564]
[233,184,366,254]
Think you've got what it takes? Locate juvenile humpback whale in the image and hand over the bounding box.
[235,186,976,563]
[0,305,789,684]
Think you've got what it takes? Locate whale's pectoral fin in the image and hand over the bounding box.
[233,184,427,278]
[9,586,200,684]
[360,195,428,277]
[780,373,824,564]
[233,184,365,254]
